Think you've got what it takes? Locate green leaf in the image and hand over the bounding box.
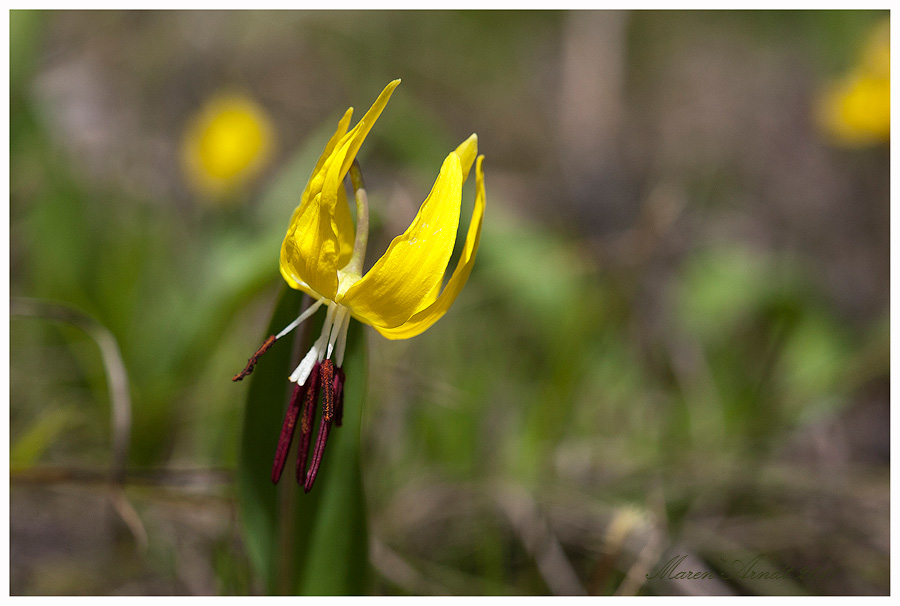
[237,287,369,594]
[10,407,76,466]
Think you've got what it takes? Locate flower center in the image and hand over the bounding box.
[288,300,352,386]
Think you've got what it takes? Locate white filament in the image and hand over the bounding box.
[334,311,351,367]
[326,306,349,359]
[290,302,336,385]
[275,297,325,340]
[290,344,321,385]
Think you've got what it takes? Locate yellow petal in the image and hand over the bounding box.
[371,154,485,340]
[280,136,356,299]
[338,79,400,177]
[454,133,478,183]
[413,273,443,314]
[410,134,477,314]
[340,150,465,327]
[302,108,354,208]
[283,109,356,275]
[280,196,339,299]
[281,81,401,297]
[321,128,358,267]
[278,262,319,299]
[333,182,355,267]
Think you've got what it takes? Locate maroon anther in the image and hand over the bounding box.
[271,383,304,484]
[257,355,346,492]
[304,415,332,493]
[333,367,346,427]
[295,363,321,485]
[301,360,334,492]
[234,325,348,492]
[320,360,335,421]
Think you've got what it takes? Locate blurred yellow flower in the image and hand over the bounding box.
[817,19,890,147]
[182,93,275,196]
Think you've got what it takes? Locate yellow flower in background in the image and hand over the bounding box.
[182,93,275,196]
[817,19,890,147]
[233,79,486,492]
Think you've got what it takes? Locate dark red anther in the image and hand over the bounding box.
[295,362,320,485]
[236,325,348,492]
[271,383,304,484]
[259,357,345,492]
[303,416,332,493]
[299,360,334,492]
[333,367,346,427]
[320,360,335,422]
[233,335,277,381]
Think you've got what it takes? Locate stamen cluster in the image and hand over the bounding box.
[271,359,345,492]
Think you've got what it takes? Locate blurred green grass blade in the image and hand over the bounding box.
[10,10,46,93]
[237,286,369,595]
[10,407,75,466]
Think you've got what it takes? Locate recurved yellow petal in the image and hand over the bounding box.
[411,134,477,314]
[284,108,356,274]
[338,79,400,177]
[321,128,358,267]
[281,197,340,300]
[278,261,318,299]
[413,272,443,314]
[454,133,478,183]
[340,150,465,328]
[297,107,354,213]
[372,154,485,340]
[287,83,400,272]
[280,136,357,299]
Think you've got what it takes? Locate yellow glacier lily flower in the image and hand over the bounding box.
[182,93,275,197]
[233,80,485,492]
[817,19,890,147]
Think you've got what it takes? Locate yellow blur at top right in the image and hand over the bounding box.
[817,19,890,147]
